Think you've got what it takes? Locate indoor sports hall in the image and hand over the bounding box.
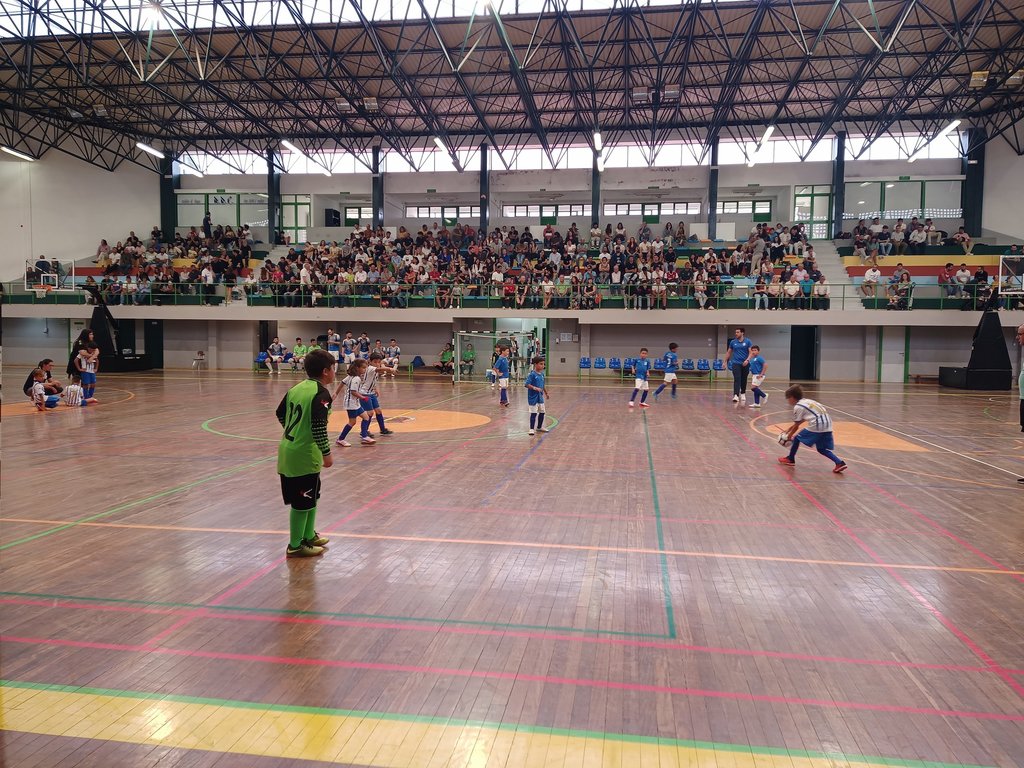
[2,2,1023,767]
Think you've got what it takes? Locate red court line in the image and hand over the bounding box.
[4,633,1022,723]
[141,424,507,648]
[709,407,1024,701]
[847,471,1024,585]
[403,504,949,538]
[5,596,1011,675]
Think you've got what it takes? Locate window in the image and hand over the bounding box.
[501,203,591,219]
[843,180,962,221]
[603,202,700,217]
[345,207,373,221]
[716,199,772,217]
[406,205,480,220]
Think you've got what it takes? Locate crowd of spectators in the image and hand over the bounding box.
[850,216,974,266]
[72,218,826,309]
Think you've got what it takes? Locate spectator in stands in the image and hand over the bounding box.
[812,275,831,310]
[908,224,927,255]
[923,218,941,245]
[783,275,802,310]
[892,219,907,255]
[887,273,913,310]
[202,211,212,240]
[890,263,910,284]
[861,265,882,298]
[955,263,972,296]
[853,231,874,266]
[938,263,958,298]
[952,227,973,256]
[766,274,782,310]
[876,225,892,259]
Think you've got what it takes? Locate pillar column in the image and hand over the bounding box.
[480,142,490,235]
[961,127,985,237]
[267,148,281,243]
[160,155,179,240]
[372,145,384,230]
[831,130,846,239]
[591,152,601,229]
[707,138,719,240]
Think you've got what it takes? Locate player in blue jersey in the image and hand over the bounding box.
[341,332,357,364]
[492,346,512,407]
[726,327,754,404]
[748,345,768,408]
[524,356,550,435]
[629,348,652,408]
[652,342,680,401]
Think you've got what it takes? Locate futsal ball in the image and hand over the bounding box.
[777,433,792,447]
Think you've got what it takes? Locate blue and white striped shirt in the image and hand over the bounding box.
[793,398,833,433]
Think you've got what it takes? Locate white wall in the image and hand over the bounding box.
[819,326,868,381]
[1,317,73,367]
[0,153,160,280]
[981,139,1024,241]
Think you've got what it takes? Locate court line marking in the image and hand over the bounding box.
[5,593,1013,674]
[0,513,964,539]
[642,412,678,639]
[0,680,1000,768]
[5,637,1023,724]
[748,411,1019,490]
[0,456,276,551]
[826,403,1023,479]
[143,418,516,648]
[711,406,1024,701]
[0,386,136,418]
[3,518,1018,576]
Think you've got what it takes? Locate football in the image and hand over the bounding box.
[777,433,792,447]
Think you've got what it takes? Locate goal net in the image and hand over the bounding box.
[998,255,1024,295]
[454,331,539,384]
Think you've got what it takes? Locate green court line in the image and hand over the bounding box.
[0,590,670,640]
[642,414,678,639]
[0,679,996,768]
[0,457,275,551]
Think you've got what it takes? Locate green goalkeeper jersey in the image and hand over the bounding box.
[276,379,332,477]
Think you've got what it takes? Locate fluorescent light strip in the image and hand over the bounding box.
[135,141,165,159]
[593,131,603,152]
[281,139,331,176]
[760,125,775,143]
[433,136,446,151]
[280,139,302,155]
[1,146,36,162]
[907,119,962,163]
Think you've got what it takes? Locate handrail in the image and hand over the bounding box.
[1,280,1013,312]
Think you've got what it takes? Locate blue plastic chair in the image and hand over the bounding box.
[681,358,695,371]
[712,359,726,371]
[696,358,710,371]
[609,357,622,370]
[578,356,591,381]
[653,359,666,372]
[253,351,269,372]
[593,357,607,369]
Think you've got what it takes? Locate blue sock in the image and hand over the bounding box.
[500,388,508,404]
[654,384,666,396]
[671,383,677,395]
[537,413,545,429]
[360,419,370,438]
[340,423,353,440]
[640,391,649,403]
[530,413,537,428]
[818,447,842,464]
[788,443,799,461]
[631,389,639,402]
[376,413,386,431]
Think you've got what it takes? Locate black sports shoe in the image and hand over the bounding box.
[379,428,395,436]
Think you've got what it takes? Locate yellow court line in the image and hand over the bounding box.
[0,684,956,768]
[3,518,1020,577]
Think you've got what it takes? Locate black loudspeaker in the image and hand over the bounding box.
[939,310,1012,391]
[325,208,341,227]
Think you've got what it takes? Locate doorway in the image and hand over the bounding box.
[143,320,164,369]
[789,325,819,380]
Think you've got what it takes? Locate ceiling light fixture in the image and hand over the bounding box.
[969,70,989,89]
[760,125,775,144]
[596,154,605,173]
[859,181,872,187]
[593,131,603,152]
[433,136,446,152]
[135,141,165,159]
[1006,69,1023,88]
[280,139,302,155]
[1,145,36,162]
[363,96,379,110]
[907,119,962,162]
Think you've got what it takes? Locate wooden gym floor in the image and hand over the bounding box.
[1,370,1022,768]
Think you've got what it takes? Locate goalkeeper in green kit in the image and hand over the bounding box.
[276,348,337,558]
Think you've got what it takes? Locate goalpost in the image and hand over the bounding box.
[454,331,539,384]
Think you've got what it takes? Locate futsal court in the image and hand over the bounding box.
[1,371,1022,768]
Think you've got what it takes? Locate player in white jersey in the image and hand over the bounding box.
[63,374,99,406]
[777,385,847,473]
[29,369,61,410]
[383,339,401,377]
[333,359,374,446]
[359,352,399,435]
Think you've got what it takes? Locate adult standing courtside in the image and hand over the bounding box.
[727,327,754,404]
